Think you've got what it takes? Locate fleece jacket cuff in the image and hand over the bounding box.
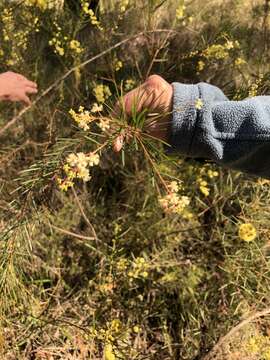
[168,82,200,155]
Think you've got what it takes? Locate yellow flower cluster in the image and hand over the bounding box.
[248,74,263,98]
[25,0,63,10]
[90,319,122,342]
[98,119,110,132]
[196,168,218,197]
[159,181,190,214]
[124,79,136,91]
[104,343,116,360]
[57,152,100,191]
[1,8,35,66]
[235,57,246,67]
[49,37,64,56]
[69,106,94,131]
[116,258,129,272]
[89,317,141,360]
[197,60,205,72]
[2,9,13,42]
[91,103,103,113]
[49,22,83,56]
[207,169,219,179]
[69,106,110,133]
[197,178,210,197]
[81,0,103,30]
[176,3,186,20]
[93,84,112,104]
[238,223,257,242]
[202,40,240,60]
[48,23,65,56]
[114,60,123,72]
[128,257,149,280]
[69,39,84,54]
[133,325,141,333]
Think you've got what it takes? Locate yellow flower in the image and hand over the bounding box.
[88,153,100,167]
[115,60,123,71]
[116,258,129,271]
[81,0,103,30]
[124,79,136,91]
[195,98,204,110]
[207,169,219,178]
[225,40,234,49]
[199,185,210,196]
[199,180,208,187]
[235,57,246,66]
[238,223,257,242]
[197,60,205,72]
[176,4,186,20]
[69,39,83,54]
[56,177,74,191]
[91,103,103,113]
[25,0,63,10]
[104,343,115,360]
[93,84,112,104]
[159,193,190,214]
[168,181,180,193]
[65,152,99,182]
[182,210,194,219]
[69,107,94,131]
[98,119,110,132]
[49,37,65,56]
[133,325,140,333]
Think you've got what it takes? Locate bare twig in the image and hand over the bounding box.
[145,29,174,78]
[71,187,99,242]
[203,307,270,360]
[49,224,95,241]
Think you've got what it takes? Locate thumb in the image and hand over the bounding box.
[20,94,31,106]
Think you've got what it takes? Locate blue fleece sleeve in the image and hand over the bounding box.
[169,82,270,178]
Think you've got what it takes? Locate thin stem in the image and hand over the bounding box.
[136,135,168,193]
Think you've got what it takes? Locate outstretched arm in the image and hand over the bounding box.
[119,75,270,179]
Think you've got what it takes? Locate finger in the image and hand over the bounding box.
[16,73,29,82]
[118,86,150,118]
[20,94,31,106]
[25,80,38,88]
[112,82,156,120]
[16,73,37,88]
[25,86,38,94]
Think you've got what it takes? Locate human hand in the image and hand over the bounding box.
[115,74,173,143]
[0,71,38,106]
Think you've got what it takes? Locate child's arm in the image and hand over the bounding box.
[0,71,38,105]
[119,75,270,179]
[170,82,270,178]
